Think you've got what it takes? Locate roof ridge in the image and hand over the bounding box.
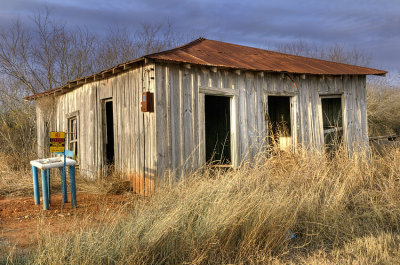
[192,38,381,72]
[145,37,207,58]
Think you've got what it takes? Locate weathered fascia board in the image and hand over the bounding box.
[199,86,238,97]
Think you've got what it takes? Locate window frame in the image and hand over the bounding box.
[319,94,344,151]
[66,111,79,157]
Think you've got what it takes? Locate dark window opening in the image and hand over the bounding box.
[267,96,292,149]
[104,100,115,164]
[68,116,78,157]
[205,95,231,164]
[321,97,343,151]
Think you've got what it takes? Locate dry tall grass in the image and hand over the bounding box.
[0,153,132,198]
[0,153,42,197]
[15,146,400,265]
[367,79,400,136]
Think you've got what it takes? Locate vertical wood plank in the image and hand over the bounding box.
[183,67,193,171]
[231,72,240,167]
[155,64,167,182]
[191,68,199,168]
[359,76,368,147]
[238,73,249,160]
[198,93,205,166]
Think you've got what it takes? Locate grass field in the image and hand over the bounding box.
[2,145,400,264]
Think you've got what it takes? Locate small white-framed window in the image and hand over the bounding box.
[66,111,79,157]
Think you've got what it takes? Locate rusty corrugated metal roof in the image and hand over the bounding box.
[147,38,386,75]
[25,38,386,100]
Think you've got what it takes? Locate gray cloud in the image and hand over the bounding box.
[0,0,398,71]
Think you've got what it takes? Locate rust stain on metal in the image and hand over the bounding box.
[147,38,386,76]
[25,38,386,100]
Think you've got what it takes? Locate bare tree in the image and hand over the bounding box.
[134,21,182,55]
[0,12,99,95]
[0,10,183,163]
[0,11,185,96]
[0,77,36,166]
[276,40,371,67]
[96,27,138,70]
[95,22,183,70]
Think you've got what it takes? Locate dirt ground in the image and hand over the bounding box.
[0,192,134,256]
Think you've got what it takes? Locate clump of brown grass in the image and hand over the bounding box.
[0,152,40,197]
[0,153,132,198]
[26,145,400,264]
[367,80,400,136]
[77,169,132,195]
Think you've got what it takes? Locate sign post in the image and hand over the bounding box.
[50,132,67,204]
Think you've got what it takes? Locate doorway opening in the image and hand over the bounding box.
[104,99,115,165]
[205,95,231,164]
[267,96,292,150]
[321,97,343,152]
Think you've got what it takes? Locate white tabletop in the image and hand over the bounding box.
[30,157,76,170]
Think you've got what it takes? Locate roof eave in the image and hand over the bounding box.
[24,57,146,101]
[146,57,387,76]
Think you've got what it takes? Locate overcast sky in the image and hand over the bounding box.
[1,0,399,79]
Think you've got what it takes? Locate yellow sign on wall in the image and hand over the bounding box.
[50,132,65,153]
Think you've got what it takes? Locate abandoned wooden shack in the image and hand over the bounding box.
[26,38,386,194]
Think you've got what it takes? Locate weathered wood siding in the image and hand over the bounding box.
[155,63,367,181]
[36,64,157,193]
[36,61,367,187]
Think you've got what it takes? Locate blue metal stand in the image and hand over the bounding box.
[70,166,77,208]
[32,166,40,205]
[47,169,51,205]
[31,150,77,210]
[41,169,49,210]
[59,167,68,204]
[62,154,68,204]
